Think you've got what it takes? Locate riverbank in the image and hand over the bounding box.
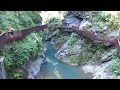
[27,43,47,79]
[46,11,120,79]
[36,42,93,79]
[81,60,113,79]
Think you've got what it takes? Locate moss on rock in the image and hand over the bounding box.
[63,51,94,65]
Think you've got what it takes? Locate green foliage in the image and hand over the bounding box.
[66,52,93,64]
[88,11,120,31]
[112,74,118,79]
[46,17,62,25]
[52,29,60,37]
[0,12,22,31]
[108,49,118,58]
[26,11,42,24]
[85,12,120,76]
[108,15,120,31]
[112,57,120,75]
[67,32,78,47]
[0,11,40,31]
[46,17,62,32]
[107,49,120,75]
[18,11,35,28]
[83,37,106,54]
[106,49,120,76]
[44,17,62,40]
[1,33,43,77]
[12,71,22,79]
[0,11,43,78]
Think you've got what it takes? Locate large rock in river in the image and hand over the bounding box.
[55,40,93,66]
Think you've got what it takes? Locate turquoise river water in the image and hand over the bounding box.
[36,42,92,79]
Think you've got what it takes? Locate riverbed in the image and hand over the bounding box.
[36,42,93,79]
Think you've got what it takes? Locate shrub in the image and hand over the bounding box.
[112,57,120,75]
[107,49,120,75]
[0,11,43,78]
[26,11,42,24]
[88,11,120,31]
[44,17,62,40]
[67,32,78,47]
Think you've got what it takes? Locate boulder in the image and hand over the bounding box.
[99,52,112,64]
[55,40,94,66]
[27,57,44,79]
[55,42,81,66]
[93,61,113,79]
[67,11,90,20]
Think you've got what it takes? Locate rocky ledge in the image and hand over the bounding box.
[16,44,47,79]
[81,60,113,79]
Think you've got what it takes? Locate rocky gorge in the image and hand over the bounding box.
[46,11,120,79]
[6,11,120,79]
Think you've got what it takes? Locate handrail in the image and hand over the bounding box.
[0,24,120,57]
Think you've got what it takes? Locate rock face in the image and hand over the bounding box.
[54,11,95,66]
[27,45,47,79]
[82,61,113,79]
[17,44,47,79]
[55,39,94,66]
[50,37,65,50]
[0,56,6,79]
[27,57,44,79]
[81,51,113,79]
[108,30,120,38]
[93,61,113,79]
[55,42,82,66]
[64,17,82,27]
[63,11,90,27]
[51,11,119,79]
[66,11,90,20]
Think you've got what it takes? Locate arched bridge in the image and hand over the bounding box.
[0,24,120,57]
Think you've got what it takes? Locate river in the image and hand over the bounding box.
[35,42,93,79]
